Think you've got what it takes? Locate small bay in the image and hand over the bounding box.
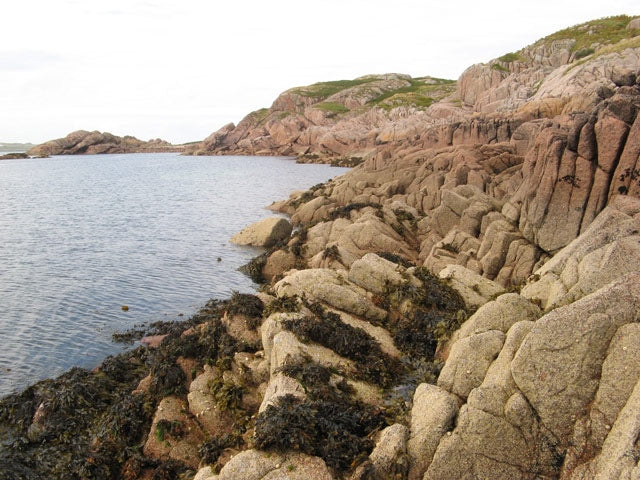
[0,153,348,396]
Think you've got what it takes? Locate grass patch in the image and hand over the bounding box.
[491,63,509,72]
[367,78,456,111]
[313,102,349,114]
[497,52,524,63]
[290,78,378,100]
[534,15,638,53]
[567,35,640,71]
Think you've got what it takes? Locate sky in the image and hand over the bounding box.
[2,1,640,145]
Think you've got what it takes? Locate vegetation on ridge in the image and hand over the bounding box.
[536,15,638,52]
[289,77,378,99]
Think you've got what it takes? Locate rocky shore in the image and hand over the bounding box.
[2,14,640,480]
[27,130,185,156]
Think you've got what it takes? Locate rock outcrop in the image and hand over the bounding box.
[3,14,640,480]
[27,130,183,156]
[230,217,293,248]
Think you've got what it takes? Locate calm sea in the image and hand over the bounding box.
[0,153,348,396]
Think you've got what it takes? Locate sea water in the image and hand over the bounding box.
[0,153,348,396]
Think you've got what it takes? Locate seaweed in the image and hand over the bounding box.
[198,433,242,465]
[254,394,385,473]
[263,294,301,317]
[282,303,403,388]
[277,357,353,402]
[0,299,238,479]
[381,266,467,360]
[225,292,264,319]
[321,244,341,261]
[376,251,415,269]
[238,252,268,284]
[327,202,382,221]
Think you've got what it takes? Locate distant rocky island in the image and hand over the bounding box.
[2,14,640,480]
[26,130,185,156]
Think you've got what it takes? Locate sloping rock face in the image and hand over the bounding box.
[27,130,183,156]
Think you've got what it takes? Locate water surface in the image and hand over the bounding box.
[0,153,347,396]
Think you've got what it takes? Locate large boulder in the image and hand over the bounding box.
[231,217,293,247]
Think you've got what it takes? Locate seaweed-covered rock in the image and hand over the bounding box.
[143,396,206,469]
[274,269,387,321]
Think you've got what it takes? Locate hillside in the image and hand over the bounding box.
[2,15,640,480]
[187,15,640,166]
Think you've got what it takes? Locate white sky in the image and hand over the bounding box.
[2,1,639,144]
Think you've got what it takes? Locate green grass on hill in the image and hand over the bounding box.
[534,15,638,53]
[367,78,456,111]
[290,78,378,99]
[313,101,350,114]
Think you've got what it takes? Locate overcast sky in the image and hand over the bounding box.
[2,1,639,144]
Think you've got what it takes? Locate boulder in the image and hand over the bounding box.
[407,384,458,480]
[143,396,207,469]
[273,268,387,321]
[437,330,506,399]
[453,293,540,341]
[347,252,408,295]
[217,449,333,480]
[231,217,293,247]
[369,424,410,479]
[438,264,506,309]
[512,273,640,442]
